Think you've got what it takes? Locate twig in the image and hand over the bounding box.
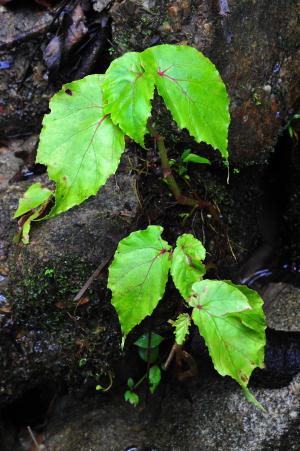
[27,426,40,451]
[147,124,215,213]
[73,254,112,303]
[163,342,178,370]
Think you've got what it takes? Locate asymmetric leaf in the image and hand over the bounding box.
[103,52,155,146]
[36,74,125,217]
[226,282,266,336]
[14,183,53,219]
[108,226,171,337]
[141,45,230,159]
[171,234,206,299]
[191,279,266,408]
[172,313,191,345]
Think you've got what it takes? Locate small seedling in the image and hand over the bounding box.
[284,113,300,141]
[170,148,211,180]
[124,332,164,405]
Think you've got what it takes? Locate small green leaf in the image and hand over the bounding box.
[141,45,230,160]
[149,365,161,394]
[134,332,165,349]
[124,390,139,406]
[96,384,104,391]
[36,74,125,217]
[182,153,211,165]
[79,357,87,368]
[127,378,134,389]
[171,234,206,299]
[19,209,41,244]
[172,313,191,345]
[191,280,266,409]
[103,52,155,146]
[108,225,171,338]
[138,347,159,363]
[14,183,53,219]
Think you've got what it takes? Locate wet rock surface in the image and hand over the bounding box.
[263,282,300,332]
[0,5,55,138]
[0,1,111,139]
[0,140,139,402]
[27,372,300,451]
[111,0,300,164]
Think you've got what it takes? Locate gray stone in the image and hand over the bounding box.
[0,148,139,402]
[0,145,20,190]
[91,0,112,12]
[0,6,56,138]
[263,282,300,332]
[43,373,300,451]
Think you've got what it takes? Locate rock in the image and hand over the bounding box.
[0,148,139,403]
[91,0,112,12]
[42,372,300,451]
[263,282,300,332]
[110,0,300,164]
[0,6,56,138]
[0,145,20,189]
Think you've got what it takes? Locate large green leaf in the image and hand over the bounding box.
[103,52,155,147]
[36,74,125,217]
[171,234,206,299]
[172,313,191,345]
[14,183,53,219]
[191,280,266,409]
[141,45,230,159]
[108,226,171,338]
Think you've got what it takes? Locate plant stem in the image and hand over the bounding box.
[147,124,213,211]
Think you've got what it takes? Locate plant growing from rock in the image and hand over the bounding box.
[14,44,229,241]
[14,44,266,408]
[108,226,266,409]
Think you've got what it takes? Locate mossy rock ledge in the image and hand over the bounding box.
[0,167,139,404]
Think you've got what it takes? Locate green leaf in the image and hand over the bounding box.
[124,390,139,406]
[182,153,211,165]
[172,313,191,345]
[134,332,165,349]
[225,282,266,333]
[127,378,134,389]
[108,225,171,337]
[19,209,42,245]
[191,280,266,408]
[36,74,125,217]
[14,183,53,219]
[149,365,161,394]
[138,347,159,363]
[141,45,230,160]
[103,52,155,147]
[171,234,206,299]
